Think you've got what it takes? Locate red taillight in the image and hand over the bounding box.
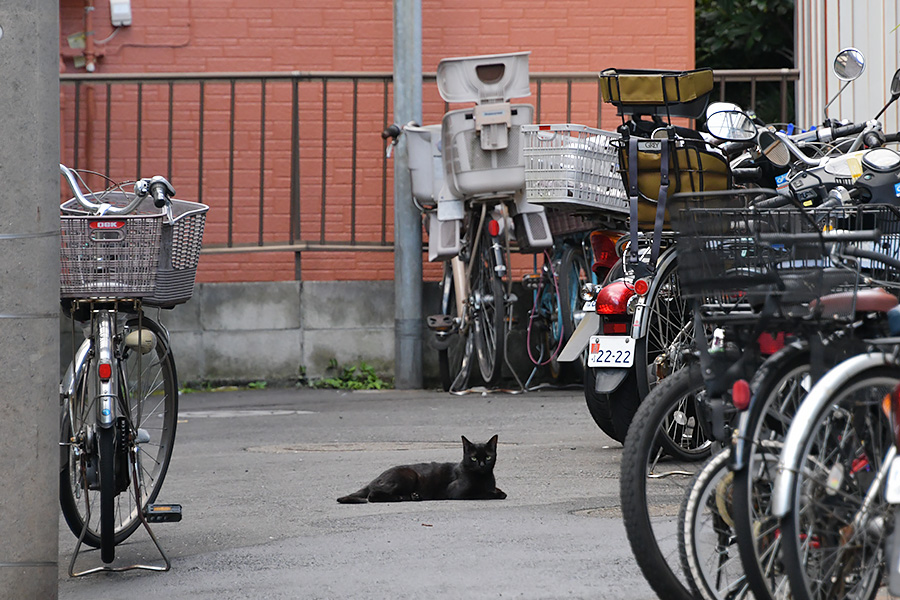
[595,281,635,315]
[758,332,785,356]
[98,362,112,380]
[590,231,621,272]
[732,379,751,411]
[488,219,500,237]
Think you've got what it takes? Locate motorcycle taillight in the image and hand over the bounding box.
[595,281,635,315]
[590,231,621,274]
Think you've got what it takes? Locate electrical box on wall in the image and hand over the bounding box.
[109,0,132,27]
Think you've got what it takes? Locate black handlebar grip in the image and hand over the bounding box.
[150,182,169,208]
[830,122,867,139]
[883,132,900,144]
[381,124,402,140]
[731,167,762,184]
[752,194,793,209]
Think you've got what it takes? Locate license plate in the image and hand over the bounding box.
[582,300,595,312]
[587,335,635,368]
[886,454,900,504]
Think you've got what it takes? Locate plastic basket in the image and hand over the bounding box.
[670,192,900,309]
[523,124,627,215]
[60,191,208,307]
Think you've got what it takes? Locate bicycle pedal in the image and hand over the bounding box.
[426,314,454,332]
[145,504,182,523]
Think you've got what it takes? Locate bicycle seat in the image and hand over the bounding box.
[812,287,899,315]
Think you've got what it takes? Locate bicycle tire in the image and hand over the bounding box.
[620,362,712,600]
[731,343,811,600]
[99,425,116,563]
[436,262,467,392]
[60,315,179,548]
[679,448,749,600]
[634,252,692,402]
[472,228,505,386]
[778,366,897,600]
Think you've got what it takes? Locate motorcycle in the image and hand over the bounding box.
[561,48,896,442]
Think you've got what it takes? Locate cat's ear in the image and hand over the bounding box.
[487,434,498,450]
[461,436,472,451]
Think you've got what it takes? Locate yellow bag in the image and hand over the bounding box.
[618,137,731,225]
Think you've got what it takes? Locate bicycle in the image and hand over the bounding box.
[58,163,208,575]
[388,52,556,393]
[622,189,898,600]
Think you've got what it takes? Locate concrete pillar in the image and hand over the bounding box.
[392,0,424,388]
[0,1,61,598]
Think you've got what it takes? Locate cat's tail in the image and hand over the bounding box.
[337,486,369,504]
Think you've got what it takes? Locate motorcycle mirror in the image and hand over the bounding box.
[705,101,741,121]
[706,109,756,141]
[824,48,866,121]
[873,68,900,120]
[758,130,790,168]
[833,47,866,81]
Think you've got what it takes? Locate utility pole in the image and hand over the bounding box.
[392,0,423,388]
[0,1,61,598]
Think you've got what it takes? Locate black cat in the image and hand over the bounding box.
[337,435,506,503]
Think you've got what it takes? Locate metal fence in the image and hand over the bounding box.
[60,69,799,264]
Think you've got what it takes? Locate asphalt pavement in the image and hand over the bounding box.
[57,385,657,600]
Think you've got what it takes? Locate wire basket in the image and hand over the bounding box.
[60,191,209,307]
[523,124,628,214]
[670,191,900,311]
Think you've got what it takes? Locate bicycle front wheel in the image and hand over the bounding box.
[779,366,897,600]
[60,315,179,548]
[620,362,713,600]
[679,448,749,600]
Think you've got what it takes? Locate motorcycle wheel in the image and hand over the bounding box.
[584,367,640,444]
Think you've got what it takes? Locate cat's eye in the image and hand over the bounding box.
[471,457,477,461]
[486,455,493,460]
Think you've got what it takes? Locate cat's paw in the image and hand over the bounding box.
[411,492,421,501]
[493,488,507,500]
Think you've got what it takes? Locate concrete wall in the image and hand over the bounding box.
[60,280,551,389]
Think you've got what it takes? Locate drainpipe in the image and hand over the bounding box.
[392,0,423,388]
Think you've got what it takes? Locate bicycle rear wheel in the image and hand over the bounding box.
[471,227,505,386]
[60,315,179,549]
[779,367,897,600]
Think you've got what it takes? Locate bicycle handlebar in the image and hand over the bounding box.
[758,229,881,244]
[61,164,175,216]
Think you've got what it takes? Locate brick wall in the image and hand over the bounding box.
[59,0,694,283]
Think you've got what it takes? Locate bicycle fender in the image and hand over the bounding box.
[630,248,678,340]
[60,337,92,400]
[558,312,599,363]
[770,352,894,518]
[590,367,629,394]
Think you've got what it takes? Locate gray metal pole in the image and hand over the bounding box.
[0,2,61,598]
[392,0,423,389]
